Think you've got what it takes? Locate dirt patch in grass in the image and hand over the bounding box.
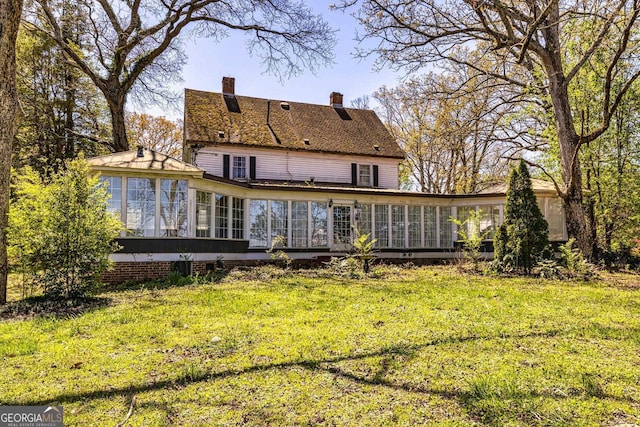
[0,296,111,321]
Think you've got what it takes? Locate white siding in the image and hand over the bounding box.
[194,146,401,189]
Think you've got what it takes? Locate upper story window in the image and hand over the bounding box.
[358,164,371,186]
[233,156,246,179]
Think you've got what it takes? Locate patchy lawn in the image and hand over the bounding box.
[1,266,639,426]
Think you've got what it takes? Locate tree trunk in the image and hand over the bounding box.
[107,90,129,152]
[0,0,24,304]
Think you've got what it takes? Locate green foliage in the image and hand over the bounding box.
[559,239,596,279]
[495,160,549,274]
[352,230,377,258]
[266,235,292,268]
[8,157,122,299]
[451,209,490,271]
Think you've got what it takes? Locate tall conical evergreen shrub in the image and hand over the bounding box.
[494,160,549,274]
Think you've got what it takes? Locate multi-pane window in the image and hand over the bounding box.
[375,204,389,248]
[126,178,156,236]
[547,198,565,240]
[196,191,212,238]
[215,194,228,238]
[356,203,372,237]
[457,206,475,239]
[100,176,122,218]
[160,179,188,237]
[270,200,288,244]
[310,202,328,247]
[249,200,268,247]
[232,156,246,179]
[408,206,421,247]
[232,198,244,239]
[391,205,406,248]
[479,205,501,239]
[292,201,308,248]
[439,206,453,247]
[424,206,437,247]
[358,164,371,186]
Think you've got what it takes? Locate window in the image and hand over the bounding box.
[126,178,156,236]
[391,205,405,248]
[232,156,246,179]
[424,206,437,247]
[374,204,389,248]
[479,205,501,240]
[358,164,371,186]
[456,206,475,239]
[196,191,212,237]
[292,201,308,248]
[310,202,328,247]
[100,176,122,217]
[215,194,228,238]
[160,179,188,237]
[232,198,244,239]
[439,206,453,247]
[249,200,268,247]
[547,198,565,240]
[270,200,288,244]
[356,203,371,237]
[408,206,421,247]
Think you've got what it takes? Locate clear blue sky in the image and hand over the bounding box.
[145,2,404,119]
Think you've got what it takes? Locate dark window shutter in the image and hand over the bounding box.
[249,156,256,180]
[373,165,379,187]
[223,154,230,179]
[351,163,357,185]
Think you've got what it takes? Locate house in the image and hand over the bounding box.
[89,77,566,284]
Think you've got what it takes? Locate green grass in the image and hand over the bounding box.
[1,266,639,426]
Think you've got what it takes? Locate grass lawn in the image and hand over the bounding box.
[1,266,639,426]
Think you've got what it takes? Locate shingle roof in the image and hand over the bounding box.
[88,149,203,176]
[184,89,405,159]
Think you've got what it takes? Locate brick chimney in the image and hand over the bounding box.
[330,92,343,107]
[222,77,235,95]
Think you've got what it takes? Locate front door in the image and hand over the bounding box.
[332,205,352,251]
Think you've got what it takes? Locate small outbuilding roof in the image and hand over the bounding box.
[479,179,559,195]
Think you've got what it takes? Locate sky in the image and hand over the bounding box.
[145,2,405,119]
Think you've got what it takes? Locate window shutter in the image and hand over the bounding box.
[373,165,379,187]
[249,156,256,180]
[351,163,357,185]
[223,154,230,179]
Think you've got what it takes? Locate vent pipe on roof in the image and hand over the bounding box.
[136,145,144,157]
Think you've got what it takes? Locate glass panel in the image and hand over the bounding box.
[196,191,212,238]
[333,205,352,245]
[126,177,155,236]
[232,198,244,239]
[456,206,475,239]
[100,176,122,217]
[233,156,246,179]
[374,204,389,248]
[311,202,328,247]
[355,203,371,237]
[160,179,188,237]
[215,194,228,238]
[479,205,501,239]
[547,198,564,240]
[424,206,437,247]
[391,205,405,248]
[292,201,308,248]
[408,206,421,247]
[249,200,268,247]
[270,200,288,244]
[358,164,371,186]
[439,206,453,248]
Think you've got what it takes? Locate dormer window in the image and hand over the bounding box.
[233,156,246,179]
[358,164,371,186]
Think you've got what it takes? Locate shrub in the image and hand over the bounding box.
[494,160,549,274]
[9,157,122,299]
[452,209,490,271]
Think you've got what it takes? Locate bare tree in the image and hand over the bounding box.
[29,0,336,152]
[1,0,24,304]
[344,0,640,257]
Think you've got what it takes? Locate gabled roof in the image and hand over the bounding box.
[88,149,203,176]
[184,89,405,159]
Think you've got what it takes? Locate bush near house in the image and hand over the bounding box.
[8,157,122,299]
